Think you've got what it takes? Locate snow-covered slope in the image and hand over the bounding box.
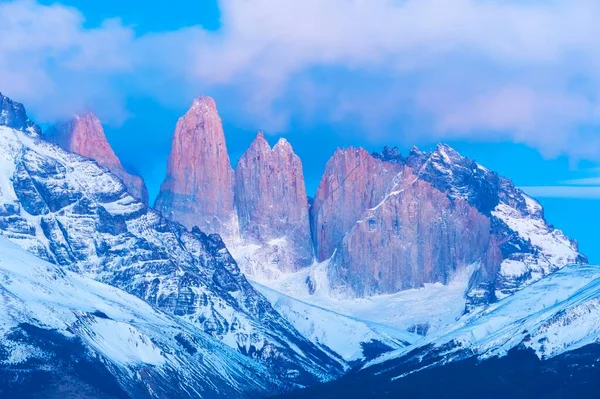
[260,259,477,336]
[277,263,600,399]
[0,121,343,386]
[368,263,600,373]
[253,282,419,364]
[0,235,280,398]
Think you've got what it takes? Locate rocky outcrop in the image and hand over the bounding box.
[310,147,402,261]
[154,96,238,237]
[232,133,313,278]
[329,166,491,297]
[45,112,149,205]
[0,92,41,136]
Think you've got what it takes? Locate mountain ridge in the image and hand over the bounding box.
[0,94,345,389]
[0,91,594,398]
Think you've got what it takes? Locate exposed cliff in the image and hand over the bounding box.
[233,133,313,279]
[310,147,402,262]
[155,96,238,237]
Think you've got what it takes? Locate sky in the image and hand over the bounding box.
[1,0,600,261]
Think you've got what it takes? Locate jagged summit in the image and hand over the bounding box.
[154,95,238,237]
[372,143,467,166]
[307,142,585,304]
[274,137,293,152]
[190,94,218,111]
[372,145,404,163]
[45,111,149,205]
[0,92,41,136]
[249,131,271,150]
[232,131,314,278]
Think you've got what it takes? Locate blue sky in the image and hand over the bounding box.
[2,0,600,261]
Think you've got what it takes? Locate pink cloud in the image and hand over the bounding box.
[2,0,600,161]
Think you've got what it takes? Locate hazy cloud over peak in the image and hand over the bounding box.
[2,0,600,160]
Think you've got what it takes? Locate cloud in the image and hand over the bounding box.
[157,0,600,156]
[0,0,136,123]
[521,186,600,199]
[560,177,600,186]
[2,0,600,160]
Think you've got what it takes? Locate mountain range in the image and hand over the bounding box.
[0,91,598,398]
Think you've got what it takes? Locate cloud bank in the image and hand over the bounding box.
[2,0,600,159]
[522,186,600,199]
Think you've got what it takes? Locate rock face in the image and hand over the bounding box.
[155,96,238,237]
[45,112,149,205]
[329,166,491,297]
[323,144,585,301]
[0,102,344,387]
[233,133,313,278]
[151,94,585,307]
[0,92,41,136]
[398,144,586,308]
[310,147,402,261]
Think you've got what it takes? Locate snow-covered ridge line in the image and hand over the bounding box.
[0,124,344,386]
[366,263,600,375]
[0,235,278,398]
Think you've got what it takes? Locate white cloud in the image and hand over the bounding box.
[0,0,134,123]
[2,0,600,160]
[521,186,600,199]
[561,177,600,186]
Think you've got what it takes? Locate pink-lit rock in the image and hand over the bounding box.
[310,147,402,261]
[234,133,313,275]
[329,166,491,297]
[154,96,238,237]
[45,112,148,205]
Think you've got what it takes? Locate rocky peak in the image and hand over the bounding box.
[310,147,403,261]
[409,145,424,156]
[233,132,313,277]
[45,112,149,205]
[0,92,41,136]
[273,137,293,152]
[324,143,586,305]
[191,95,217,112]
[250,131,271,152]
[154,95,238,238]
[402,143,501,215]
[372,145,404,164]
